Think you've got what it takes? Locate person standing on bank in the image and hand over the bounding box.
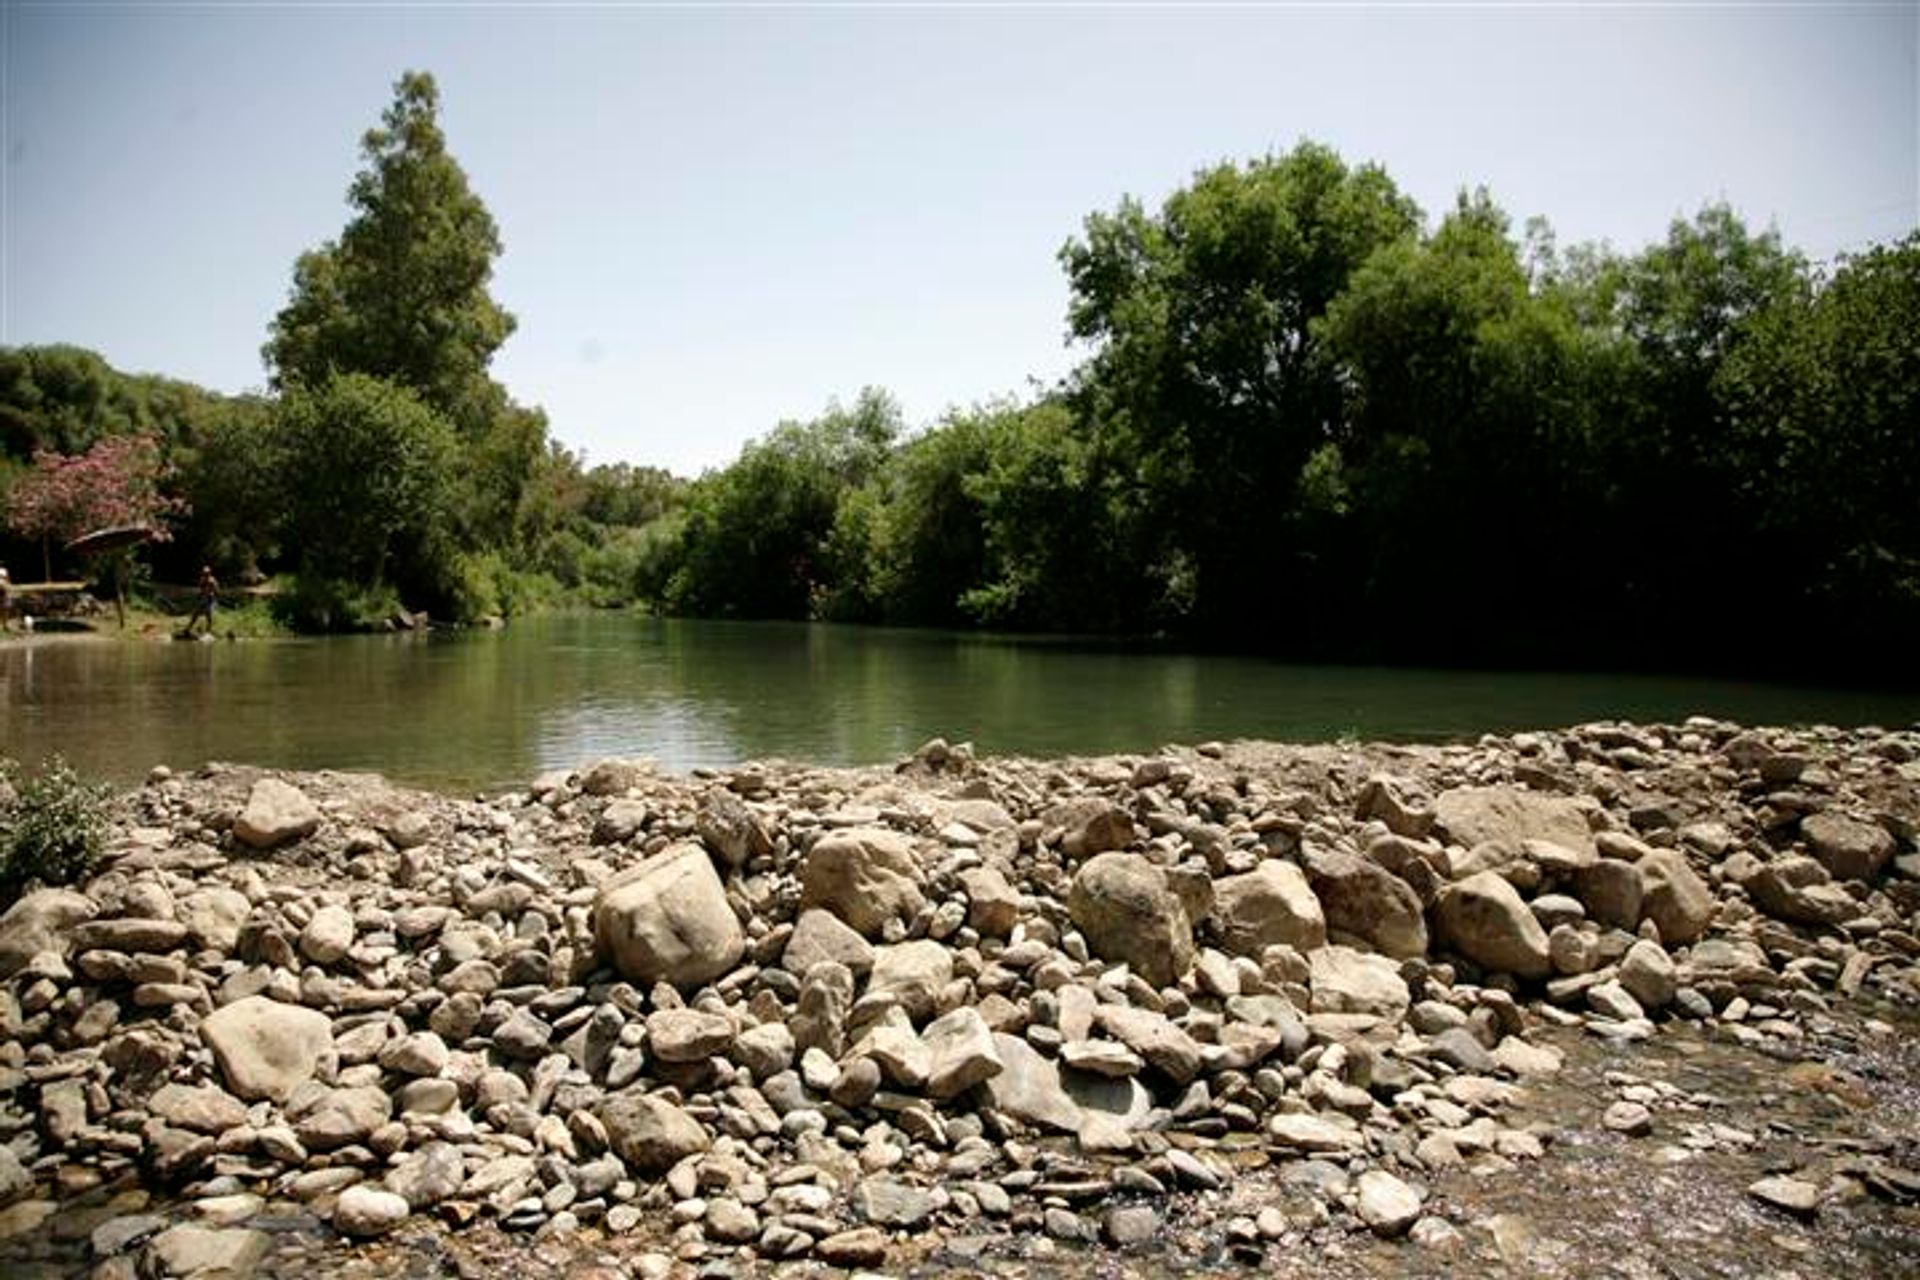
[186,565,219,636]
[0,564,12,633]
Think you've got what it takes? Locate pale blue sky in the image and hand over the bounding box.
[3,3,1915,475]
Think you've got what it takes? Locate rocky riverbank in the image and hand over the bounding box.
[2,721,1918,1279]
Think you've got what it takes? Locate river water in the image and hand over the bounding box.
[3,613,1917,792]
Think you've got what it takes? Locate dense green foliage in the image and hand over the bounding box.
[2,110,1913,676]
[645,146,1917,678]
[0,756,111,899]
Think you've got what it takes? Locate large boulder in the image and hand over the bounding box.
[599,1091,711,1174]
[1433,787,1595,869]
[1067,852,1194,988]
[0,888,96,979]
[199,995,334,1102]
[1212,859,1327,956]
[1747,856,1855,926]
[232,778,322,851]
[1801,812,1895,882]
[1434,871,1551,980]
[1638,849,1714,945]
[798,827,928,939]
[593,842,744,988]
[1308,945,1411,1020]
[1302,848,1426,958]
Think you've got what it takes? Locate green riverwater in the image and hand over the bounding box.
[3,613,1917,793]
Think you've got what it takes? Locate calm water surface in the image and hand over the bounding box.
[3,614,1916,793]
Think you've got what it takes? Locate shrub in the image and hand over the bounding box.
[1,756,112,895]
[270,572,403,632]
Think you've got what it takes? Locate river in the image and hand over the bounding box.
[2,613,1917,792]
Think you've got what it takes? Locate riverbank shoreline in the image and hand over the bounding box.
[2,722,1917,1278]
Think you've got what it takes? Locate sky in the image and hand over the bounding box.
[2,4,1915,477]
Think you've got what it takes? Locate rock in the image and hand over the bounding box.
[177,889,252,953]
[1433,786,1595,864]
[0,888,96,978]
[783,908,875,977]
[980,1033,1084,1132]
[1802,811,1894,882]
[1106,1204,1162,1246]
[0,1145,32,1205]
[816,1226,890,1267]
[867,940,952,1021]
[1213,859,1329,956]
[1569,859,1644,931]
[1434,872,1551,980]
[199,995,333,1102]
[1067,852,1194,987]
[1749,856,1856,925]
[1602,1101,1653,1136]
[599,1091,711,1174]
[1267,1112,1365,1154]
[1356,774,1435,839]
[1748,1175,1822,1216]
[731,1021,796,1079]
[1618,939,1676,1010]
[1636,850,1713,945]
[1046,796,1136,859]
[921,1007,1004,1098]
[793,961,855,1058]
[695,789,772,869]
[1425,1027,1495,1073]
[92,1213,169,1258]
[593,842,744,988]
[1309,945,1411,1020]
[140,1225,271,1278]
[149,1083,249,1135]
[232,778,322,850]
[1586,979,1644,1022]
[298,905,354,965]
[292,1085,390,1150]
[1302,847,1427,958]
[1094,1005,1205,1083]
[378,1030,449,1077]
[958,866,1024,937]
[647,1007,735,1062]
[492,1008,553,1060]
[385,1141,466,1209]
[1356,1169,1423,1237]
[334,1184,411,1237]
[579,757,647,796]
[798,827,928,938]
[592,798,650,845]
[852,1176,936,1229]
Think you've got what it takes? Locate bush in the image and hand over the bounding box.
[1,756,112,895]
[270,573,403,632]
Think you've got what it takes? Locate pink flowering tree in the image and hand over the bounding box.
[4,435,188,624]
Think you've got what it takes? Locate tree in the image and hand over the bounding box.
[3,434,186,622]
[1061,143,1421,634]
[1716,232,1920,663]
[264,72,514,437]
[272,373,460,615]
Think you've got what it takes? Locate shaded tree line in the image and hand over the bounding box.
[4,89,1913,679]
[651,144,1917,679]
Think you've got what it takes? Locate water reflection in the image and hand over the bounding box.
[2,614,1916,793]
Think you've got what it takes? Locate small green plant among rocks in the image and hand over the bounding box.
[0,755,111,897]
